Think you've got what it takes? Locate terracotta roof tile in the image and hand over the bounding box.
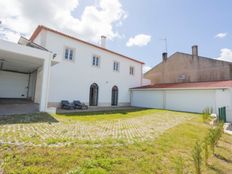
[132,80,232,89]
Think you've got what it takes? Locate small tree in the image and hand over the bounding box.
[214,122,224,145]
[208,122,224,155]
[174,156,184,174]
[208,128,216,154]
[203,137,209,165]
[192,141,202,174]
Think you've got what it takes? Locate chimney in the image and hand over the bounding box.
[101,35,106,48]
[162,52,168,62]
[192,45,198,58]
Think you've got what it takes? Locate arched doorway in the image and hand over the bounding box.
[111,86,118,106]
[89,83,98,106]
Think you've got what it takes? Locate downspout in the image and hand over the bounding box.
[140,64,143,86]
[26,73,31,99]
[163,90,166,109]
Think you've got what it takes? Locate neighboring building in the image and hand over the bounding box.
[0,25,144,111]
[130,45,232,123]
[131,80,232,122]
[145,46,232,84]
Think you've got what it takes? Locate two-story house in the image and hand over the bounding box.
[0,25,144,112]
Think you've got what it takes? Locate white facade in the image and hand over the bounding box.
[131,88,232,122]
[33,29,143,106]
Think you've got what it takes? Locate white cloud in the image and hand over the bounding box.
[126,34,151,47]
[0,0,127,42]
[0,28,21,42]
[143,65,152,73]
[215,32,227,38]
[217,48,232,62]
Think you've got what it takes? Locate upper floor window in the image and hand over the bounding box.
[113,61,119,72]
[129,66,134,75]
[92,55,100,67]
[64,48,74,61]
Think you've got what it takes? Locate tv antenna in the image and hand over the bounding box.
[161,37,168,53]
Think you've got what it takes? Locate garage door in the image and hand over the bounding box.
[0,71,29,98]
[165,90,215,113]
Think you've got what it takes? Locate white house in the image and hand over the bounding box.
[131,81,232,122]
[0,25,144,112]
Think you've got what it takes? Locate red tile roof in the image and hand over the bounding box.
[30,25,144,64]
[132,80,232,89]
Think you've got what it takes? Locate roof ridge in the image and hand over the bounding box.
[29,25,144,64]
[176,52,232,64]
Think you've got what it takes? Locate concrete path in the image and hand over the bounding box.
[57,106,141,114]
[0,99,39,116]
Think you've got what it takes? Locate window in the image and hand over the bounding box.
[92,55,100,67]
[64,48,74,61]
[129,66,134,75]
[113,61,119,71]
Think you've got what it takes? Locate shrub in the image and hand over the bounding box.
[208,122,224,155]
[202,107,213,122]
[192,141,202,174]
[174,156,184,174]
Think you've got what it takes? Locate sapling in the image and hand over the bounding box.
[203,137,209,165]
[192,141,202,174]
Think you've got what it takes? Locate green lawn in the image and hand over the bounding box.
[0,109,231,174]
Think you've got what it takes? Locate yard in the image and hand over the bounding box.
[0,109,231,174]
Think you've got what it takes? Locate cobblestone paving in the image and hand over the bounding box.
[0,112,193,146]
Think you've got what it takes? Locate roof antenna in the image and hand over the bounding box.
[161,37,168,53]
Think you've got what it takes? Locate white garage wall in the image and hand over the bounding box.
[131,88,232,122]
[165,90,216,113]
[131,90,164,108]
[131,89,217,113]
[0,71,29,98]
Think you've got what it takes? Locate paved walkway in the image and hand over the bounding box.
[0,111,192,146]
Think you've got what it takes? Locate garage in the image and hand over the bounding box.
[131,81,232,122]
[0,38,55,114]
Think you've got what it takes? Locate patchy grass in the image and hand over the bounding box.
[0,113,58,124]
[54,108,164,122]
[0,109,193,145]
[0,109,231,173]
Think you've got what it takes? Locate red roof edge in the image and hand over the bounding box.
[29,25,145,64]
[131,80,232,89]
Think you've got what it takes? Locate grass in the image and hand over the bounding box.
[0,109,231,173]
[54,108,162,122]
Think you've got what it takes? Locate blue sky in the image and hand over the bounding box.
[0,0,231,70]
[106,0,232,68]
